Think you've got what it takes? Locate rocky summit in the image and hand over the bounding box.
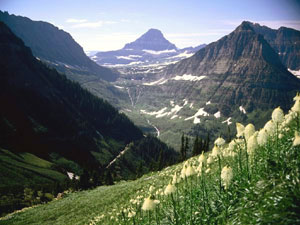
[123,28,177,51]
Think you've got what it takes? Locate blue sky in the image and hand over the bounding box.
[1,0,300,51]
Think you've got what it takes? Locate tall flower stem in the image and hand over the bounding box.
[218,155,222,194]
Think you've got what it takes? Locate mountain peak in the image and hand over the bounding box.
[235,21,254,32]
[123,28,177,51]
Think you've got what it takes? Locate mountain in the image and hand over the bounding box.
[124,28,177,51]
[114,21,300,149]
[249,22,300,70]
[92,28,206,66]
[0,11,118,82]
[0,21,178,188]
[160,21,300,112]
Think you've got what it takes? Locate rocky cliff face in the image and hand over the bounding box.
[123,28,177,51]
[250,22,300,70]
[0,11,118,81]
[143,21,300,115]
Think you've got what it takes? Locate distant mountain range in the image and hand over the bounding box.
[0,11,118,82]
[113,21,300,149]
[91,28,206,66]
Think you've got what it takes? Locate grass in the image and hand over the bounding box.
[0,149,66,188]
[1,97,300,224]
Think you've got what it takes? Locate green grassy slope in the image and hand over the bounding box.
[1,95,300,225]
[0,149,66,188]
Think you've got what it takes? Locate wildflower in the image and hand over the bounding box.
[180,165,187,178]
[293,92,300,102]
[257,129,268,146]
[291,100,300,113]
[228,140,237,151]
[185,164,196,177]
[164,183,176,195]
[154,199,160,204]
[236,123,245,138]
[207,155,214,165]
[198,151,206,164]
[244,123,255,140]
[272,107,284,124]
[172,173,180,184]
[211,145,220,158]
[149,186,155,193]
[221,166,233,190]
[205,168,211,173]
[214,137,226,147]
[264,120,276,135]
[247,134,258,156]
[141,196,156,211]
[128,211,136,218]
[293,131,300,146]
[196,162,203,175]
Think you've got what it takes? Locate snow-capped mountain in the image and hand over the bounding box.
[90,28,206,67]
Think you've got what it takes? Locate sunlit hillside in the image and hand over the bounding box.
[1,94,300,225]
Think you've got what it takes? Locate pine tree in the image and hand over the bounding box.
[192,135,199,156]
[185,136,189,159]
[180,133,185,161]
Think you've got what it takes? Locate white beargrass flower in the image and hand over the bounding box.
[180,165,187,178]
[291,100,300,113]
[207,155,214,165]
[294,92,300,101]
[142,196,156,211]
[128,211,136,218]
[236,123,245,138]
[272,107,284,124]
[172,173,180,184]
[214,137,226,147]
[293,131,300,146]
[211,145,220,158]
[257,129,268,146]
[247,134,258,156]
[164,183,176,195]
[149,186,155,193]
[205,168,211,174]
[244,123,255,140]
[198,151,206,164]
[228,140,237,152]
[221,166,233,190]
[185,164,196,177]
[196,162,203,175]
[264,120,276,135]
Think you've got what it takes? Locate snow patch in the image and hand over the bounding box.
[189,102,194,109]
[140,107,168,118]
[214,111,221,118]
[206,101,211,105]
[168,51,194,59]
[193,117,201,124]
[142,49,177,55]
[170,115,178,120]
[114,85,124,89]
[288,68,300,78]
[116,56,135,60]
[172,74,206,81]
[222,117,232,125]
[239,106,246,114]
[143,78,166,86]
[183,99,188,106]
[170,100,175,107]
[185,108,209,123]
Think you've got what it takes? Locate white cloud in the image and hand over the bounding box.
[66,18,88,23]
